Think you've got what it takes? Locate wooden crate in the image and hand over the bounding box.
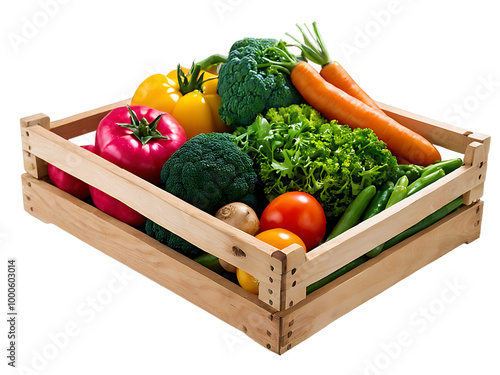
[20,99,489,354]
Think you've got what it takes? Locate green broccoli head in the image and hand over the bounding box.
[160,132,257,213]
[147,132,258,257]
[217,38,303,127]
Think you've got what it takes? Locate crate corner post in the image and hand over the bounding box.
[462,138,488,206]
[464,200,484,245]
[20,113,51,179]
[255,244,307,354]
[20,114,52,224]
[258,244,307,311]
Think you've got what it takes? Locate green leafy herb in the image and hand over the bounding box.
[233,104,397,218]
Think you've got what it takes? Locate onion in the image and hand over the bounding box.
[215,202,260,273]
[219,259,237,273]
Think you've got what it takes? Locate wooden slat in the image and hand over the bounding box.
[21,174,282,352]
[276,201,483,354]
[378,102,488,153]
[297,161,484,290]
[50,99,131,139]
[21,125,285,294]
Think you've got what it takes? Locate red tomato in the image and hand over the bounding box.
[47,145,95,199]
[91,105,186,227]
[259,192,326,251]
[95,105,186,185]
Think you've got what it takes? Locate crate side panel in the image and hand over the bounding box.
[298,163,484,290]
[21,174,281,352]
[276,201,483,354]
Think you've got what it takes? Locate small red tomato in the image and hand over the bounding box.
[91,105,186,227]
[47,145,95,199]
[259,192,326,251]
[95,105,186,185]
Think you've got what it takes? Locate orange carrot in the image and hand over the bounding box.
[290,61,440,166]
[319,61,385,114]
[287,22,385,114]
[284,22,441,166]
[318,61,423,163]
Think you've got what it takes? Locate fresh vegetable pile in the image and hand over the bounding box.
[47,22,465,295]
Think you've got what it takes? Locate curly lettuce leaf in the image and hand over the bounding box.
[233,104,397,218]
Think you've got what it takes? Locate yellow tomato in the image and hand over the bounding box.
[131,68,231,140]
[236,268,260,295]
[255,228,307,252]
[236,229,307,295]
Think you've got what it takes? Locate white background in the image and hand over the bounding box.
[2,0,499,374]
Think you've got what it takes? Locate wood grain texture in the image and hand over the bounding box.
[276,201,483,354]
[50,99,131,139]
[466,132,491,157]
[21,174,282,352]
[21,120,489,300]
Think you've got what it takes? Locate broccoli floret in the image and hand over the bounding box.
[217,38,303,127]
[160,132,257,212]
[146,132,258,257]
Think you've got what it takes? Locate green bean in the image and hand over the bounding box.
[306,256,369,295]
[407,168,445,196]
[326,185,377,241]
[386,175,409,209]
[391,164,424,183]
[420,158,463,178]
[362,181,395,221]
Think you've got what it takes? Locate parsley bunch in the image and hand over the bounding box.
[233,104,397,219]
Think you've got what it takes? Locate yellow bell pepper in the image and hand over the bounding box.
[131,57,231,140]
